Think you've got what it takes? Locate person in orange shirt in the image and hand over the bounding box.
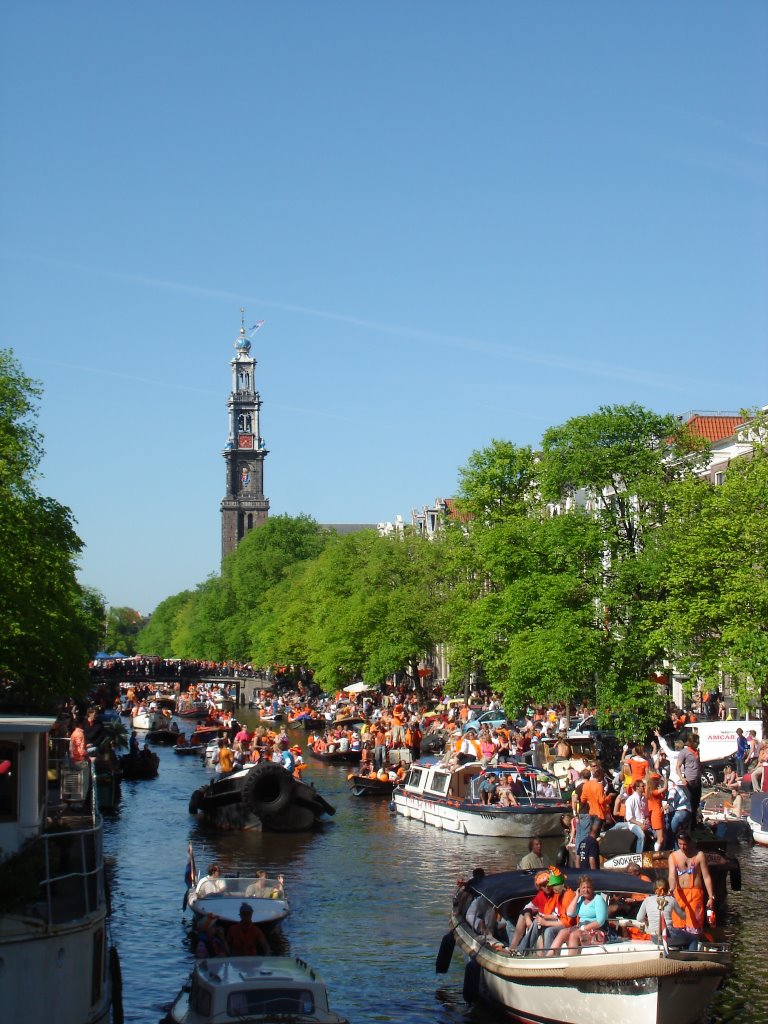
[538,870,577,950]
[580,769,610,827]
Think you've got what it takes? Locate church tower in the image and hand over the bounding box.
[220,312,269,560]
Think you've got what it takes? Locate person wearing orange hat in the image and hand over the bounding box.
[501,871,554,952]
[538,870,577,950]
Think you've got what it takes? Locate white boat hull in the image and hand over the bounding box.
[392,792,564,837]
[747,817,768,846]
[480,961,723,1024]
[133,709,169,730]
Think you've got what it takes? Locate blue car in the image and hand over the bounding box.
[462,710,509,733]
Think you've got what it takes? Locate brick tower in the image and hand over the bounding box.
[220,312,269,560]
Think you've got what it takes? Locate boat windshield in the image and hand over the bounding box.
[227,988,315,1016]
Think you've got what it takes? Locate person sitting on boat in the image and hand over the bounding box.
[227,903,270,956]
[667,831,715,936]
[169,720,180,734]
[195,913,229,958]
[496,777,519,807]
[501,871,553,952]
[478,772,499,805]
[538,870,577,950]
[610,779,651,853]
[547,875,608,956]
[536,775,557,798]
[636,878,697,950]
[128,730,140,756]
[195,863,227,897]
[458,728,481,765]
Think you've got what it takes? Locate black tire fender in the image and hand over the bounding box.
[463,957,481,1003]
[435,932,456,974]
[188,788,203,815]
[110,946,124,1024]
[730,862,742,892]
[243,763,295,816]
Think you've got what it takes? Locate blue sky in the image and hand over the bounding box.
[1,2,766,615]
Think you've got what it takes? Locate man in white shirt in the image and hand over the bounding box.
[621,780,651,853]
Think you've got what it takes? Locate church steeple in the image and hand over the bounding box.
[220,311,269,560]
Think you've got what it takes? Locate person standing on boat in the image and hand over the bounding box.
[68,717,88,765]
[667,832,715,936]
[675,732,703,823]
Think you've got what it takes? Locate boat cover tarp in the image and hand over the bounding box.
[467,869,656,909]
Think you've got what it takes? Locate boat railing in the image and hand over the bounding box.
[28,738,108,928]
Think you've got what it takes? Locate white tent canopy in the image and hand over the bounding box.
[343,681,373,694]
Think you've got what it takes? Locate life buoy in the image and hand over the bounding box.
[243,763,295,816]
[462,957,481,1003]
[110,946,124,1024]
[188,789,203,815]
[435,931,456,974]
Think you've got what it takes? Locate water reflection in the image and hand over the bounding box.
[103,715,767,1024]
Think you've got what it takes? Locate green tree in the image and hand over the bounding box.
[652,417,768,728]
[104,606,146,656]
[136,590,195,656]
[0,350,103,709]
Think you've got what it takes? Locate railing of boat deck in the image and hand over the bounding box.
[35,739,107,927]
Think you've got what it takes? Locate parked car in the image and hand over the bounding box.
[462,709,509,733]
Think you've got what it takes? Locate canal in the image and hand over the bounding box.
[102,712,768,1023]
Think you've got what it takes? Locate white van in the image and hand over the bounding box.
[660,719,763,784]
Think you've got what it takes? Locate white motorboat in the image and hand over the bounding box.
[187,872,290,927]
[0,716,116,1024]
[441,868,729,1024]
[747,792,768,846]
[163,956,348,1024]
[132,708,170,730]
[392,759,568,837]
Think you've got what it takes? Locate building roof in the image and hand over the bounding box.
[683,412,746,443]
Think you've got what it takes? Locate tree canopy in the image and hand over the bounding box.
[0,350,103,709]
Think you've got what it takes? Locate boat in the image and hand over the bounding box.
[348,772,395,797]
[598,828,742,912]
[392,759,568,837]
[186,872,289,927]
[440,868,729,1024]
[0,715,117,1024]
[188,761,336,832]
[309,746,362,765]
[191,724,224,745]
[146,728,181,745]
[132,708,170,730]
[175,699,211,719]
[747,792,768,846]
[174,740,204,756]
[119,748,160,779]
[162,956,348,1024]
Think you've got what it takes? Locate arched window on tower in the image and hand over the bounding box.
[247,513,253,530]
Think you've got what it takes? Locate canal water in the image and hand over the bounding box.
[102,712,768,1024]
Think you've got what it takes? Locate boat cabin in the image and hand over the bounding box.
[0,715,55,860]
[402,760,563,804]
[179,957,346,1023]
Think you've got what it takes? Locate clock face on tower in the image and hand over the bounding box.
[238,434,254,449]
